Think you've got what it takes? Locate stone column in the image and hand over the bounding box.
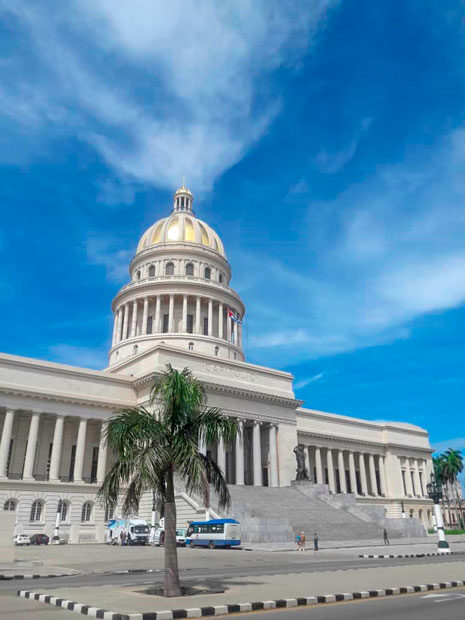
[168,295,174,332]
[348,451,357,494]
[195,296,201,334]
[142,297,149,335]
[304,447,311,479]
[413,460,421,497]
[235,420,244,485]
[368,454,378,496]
[217,437,226,476]
[182,295,188,332]
[326,448,335,493]
[116,308,123,343]
[48,415,65,482]
[0,409,15,478]
[155,296,161,332]
[252,422,262,486]
[130,300,138,337]
[198,432,207,456]
[73,418,87,483]
[23,412,41,480]
[96,421,108,484]
[338,450,347,493]
[315,446,323,484]
[122,303,129,340]
[111,311,118,345]
[218,303,224,340]
[378,455,387,497]
[227,309,232,343]
[208,299,213,336]
[359,453,368,496]
[404,459,414,496]
[269,424,279,487]
[233,319,238,346]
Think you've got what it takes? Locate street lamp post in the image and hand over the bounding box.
[426,472,450,554]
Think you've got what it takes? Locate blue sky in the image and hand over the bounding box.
[1,1,465,466]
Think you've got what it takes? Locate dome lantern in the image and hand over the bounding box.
[173,182,194,214]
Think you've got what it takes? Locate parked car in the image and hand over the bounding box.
[14,534,30,546]
[29,533,49,545]
[152,528,186,547]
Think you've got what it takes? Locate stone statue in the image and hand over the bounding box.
[294,445,309,480]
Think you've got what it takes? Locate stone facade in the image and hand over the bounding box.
[0,186,434,541]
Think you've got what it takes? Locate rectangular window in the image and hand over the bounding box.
[203,317,208,335]
[6,439,13,476]
[69,445,76,482]
[91,447,99,483]
[162,314,169,333]
[335,469,341,494]
[419,471,424,496]
[46,442,53,480]
[187,314,194,334]
[356,470,362,495]
[411,471,416,496]
[147,316,153,334]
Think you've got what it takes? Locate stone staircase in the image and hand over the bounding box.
[226,484,423,543]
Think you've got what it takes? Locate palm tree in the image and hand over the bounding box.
[98,364,239,597]
[433,455,449,525]
[441,449,464,529]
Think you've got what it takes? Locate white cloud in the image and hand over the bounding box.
[0,0,338,192]
[86,236,132,283]
[294,372,325,389]
[49,344,107,369]
[239,129,465,366]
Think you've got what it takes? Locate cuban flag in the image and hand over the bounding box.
[228,309,242,324]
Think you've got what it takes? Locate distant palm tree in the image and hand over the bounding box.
[98,365,238,596]
[441,449,464,528]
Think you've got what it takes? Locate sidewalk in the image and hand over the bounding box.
[20,558,465,615]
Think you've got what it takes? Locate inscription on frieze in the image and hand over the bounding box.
[204,363,257,383]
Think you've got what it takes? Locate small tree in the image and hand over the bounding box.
[98,365,238,596]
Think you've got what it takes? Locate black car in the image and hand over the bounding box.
[29,533,49,545]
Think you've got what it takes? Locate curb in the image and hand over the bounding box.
[17,578,465,619]
[359,552,454,559]
[0,573,74,581]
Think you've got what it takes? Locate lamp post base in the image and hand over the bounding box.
[437,540,451,554]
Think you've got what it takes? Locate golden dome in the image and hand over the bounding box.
[136,212,226,257]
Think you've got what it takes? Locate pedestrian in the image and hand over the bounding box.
[295,532,301,550]
[299,531,306,551]
[120,531,126,546]
[313,532,319,551]
[383,528,389,545]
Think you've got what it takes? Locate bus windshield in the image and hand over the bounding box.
[131,525,149,533]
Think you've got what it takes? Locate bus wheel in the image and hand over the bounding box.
[190,541,195,548]
[208,541,215,550]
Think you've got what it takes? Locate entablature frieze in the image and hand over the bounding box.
[298,431,433,457]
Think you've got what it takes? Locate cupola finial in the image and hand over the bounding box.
[173,182,194,214]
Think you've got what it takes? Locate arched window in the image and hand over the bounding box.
[148,264,155,277]
[219,273,224,283]
[418,509,423,523]
[58,500,68,522]
[204,267,211,279]
[185,263,194,276]
[30,500,43,522]
[136,270,141,281]
[133,344,138,355]
[214,345,219,356]
[165,262,174,276]
[3,499,16,511]
[104,504,114,523]
[409,509,414,519]
[81,501,93,523]
[188,342,194,351]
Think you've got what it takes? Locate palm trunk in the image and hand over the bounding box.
[164,467,182,597]
[455,485,465,529]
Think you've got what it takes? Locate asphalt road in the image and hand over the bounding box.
[0,553,463,592]
[237,587,465,619]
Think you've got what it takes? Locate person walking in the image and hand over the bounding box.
[295,532,301,550]
[313,532,319,551]
[383,528,390,545]
[299,531,306,551]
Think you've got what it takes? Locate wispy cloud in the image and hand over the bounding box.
[49,344,107,369]
[86,236,132,283]
[431,439,465,453]
[295,372,325,389]
[240,129,465,366]
[0,0,338,192]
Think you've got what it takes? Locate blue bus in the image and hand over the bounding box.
[185,518,241,549]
